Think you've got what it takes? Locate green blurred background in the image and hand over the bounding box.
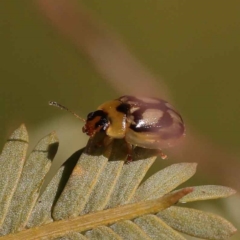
[0,1,239,239]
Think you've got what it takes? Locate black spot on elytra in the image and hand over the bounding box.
[131,108,144,122]
[130,124,158,132]
[116,103,130,114]
[130,109,173,133]
[158,112,173,128]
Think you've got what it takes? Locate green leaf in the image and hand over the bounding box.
[0,125,28,226]
[52,153,108,220]
[177,185,236,203]
[131,162,197,203]
[54,232,87,240]
[82,160,124,215]
[106,157,156,208]
[0,188,192,240]
[0,132,58,235]
[157,206,237,240]
[111,220,151,240]
[27,165,64,228]
[0,126,236,240]
[27,149,83,227]
[134,215,186,240]
[86,226,122,240]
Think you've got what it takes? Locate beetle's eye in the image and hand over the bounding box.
[95,117,109,130]
[87,110,108,123]
[87,112,95,120]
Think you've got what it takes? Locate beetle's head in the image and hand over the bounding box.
[82,110,109,137]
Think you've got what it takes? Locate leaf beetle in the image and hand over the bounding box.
[50,95,185,162]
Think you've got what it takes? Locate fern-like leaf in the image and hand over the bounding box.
[0,125,237,240]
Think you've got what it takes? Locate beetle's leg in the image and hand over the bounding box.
[157,149,168,160]
[125,140,133,164]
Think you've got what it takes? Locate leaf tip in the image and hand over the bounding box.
[229,188,237,196]
[20,123,26,129]
[192,162,198,169]
[48,131,59,143]
[9,124,29,142]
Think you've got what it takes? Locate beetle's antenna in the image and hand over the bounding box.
[49,101,86,122]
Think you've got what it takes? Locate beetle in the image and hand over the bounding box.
[49,95,185,162]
